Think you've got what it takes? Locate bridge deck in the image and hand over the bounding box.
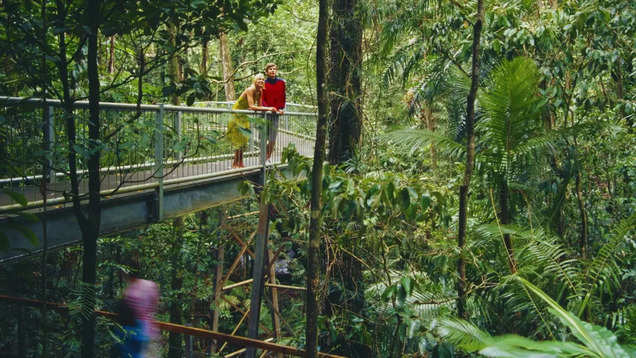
[0,130,314,209]
[0,97,316,261]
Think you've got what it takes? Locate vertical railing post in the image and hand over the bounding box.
[249,121,255,153]
[260,113,268,170]
[154,104,164,221]
[246,113,271,358]
[284,113,288,132]
[44,105,55,183]
[174,110,182,161]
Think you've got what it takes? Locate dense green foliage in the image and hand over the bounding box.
[1,0,634,357]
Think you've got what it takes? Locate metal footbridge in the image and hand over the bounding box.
[0,96,317,262]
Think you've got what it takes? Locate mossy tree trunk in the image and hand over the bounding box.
[306,0,329,355]
[327,0,362,165]
[457,0,484,320]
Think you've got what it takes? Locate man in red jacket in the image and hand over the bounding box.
[262,63,286,160]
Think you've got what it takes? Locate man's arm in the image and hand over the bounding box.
[279,80,286,114]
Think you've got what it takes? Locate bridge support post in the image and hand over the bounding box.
[246,119,270,358]
[154,104,165,221]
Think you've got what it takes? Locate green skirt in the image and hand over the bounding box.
[227,113,250,149]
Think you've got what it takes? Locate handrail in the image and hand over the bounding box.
[0,96,317,117]
[197,100,317,109]
[0,294,345,358]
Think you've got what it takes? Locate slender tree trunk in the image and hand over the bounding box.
[200,38,209,77]
[168,217,185,358]
[108,35,115,74]
[80,1,102,357]
[168,23,181,105]
[268,249,282,357]
[167,30,184,357]
[39,1,50,355]
[498,180,517,273]
[456,0,484,320]
[219,32,236,101]
[327,0,363,164]
[211,235,224,352]
[246,197,271,358]
[306,0,329,356]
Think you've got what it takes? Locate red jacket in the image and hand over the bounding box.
[262,77,286,110]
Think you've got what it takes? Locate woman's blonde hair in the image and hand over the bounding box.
[252,73,265,84]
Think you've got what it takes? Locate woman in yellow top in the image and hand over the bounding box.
[227,73,278,168]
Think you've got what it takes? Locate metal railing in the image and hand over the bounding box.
[196,100,317,113]
[0,96,317,211]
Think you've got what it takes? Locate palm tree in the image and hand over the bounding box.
[387,56,550,271]
[477,56,548,272]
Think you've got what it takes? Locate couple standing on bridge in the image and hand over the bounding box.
[227,63,286,168]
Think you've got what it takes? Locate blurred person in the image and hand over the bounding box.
[115,298,149,358]
[227,73,278,168]
[261,63,286,161]
[118,261,159,357]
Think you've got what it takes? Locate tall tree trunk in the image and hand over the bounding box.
[39,1,50,356]
[325,0,365,329]
[246,198,271,358]
[168,23,181,105]
[456,0,484,320]
[200,38,209,77]
[167,21,183,358]
[168,217,185,358]
[108,35,115,74]
[306,0,329,356]
[211,224,224,352]
[219,32,235,101]
[80,1,102,357]
[267,249,282,356]
[498,180,517,273]
[327,0,363,164]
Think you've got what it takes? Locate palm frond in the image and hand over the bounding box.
[438,318,492,353]
[477,56,545,178]
[512,134,555,160]
[381,43,420,84]
[383,128,465,160]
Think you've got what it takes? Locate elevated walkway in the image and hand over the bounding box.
[0,96,316,262]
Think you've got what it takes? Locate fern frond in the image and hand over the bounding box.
[517,230,579,294]
[579,213,636,301]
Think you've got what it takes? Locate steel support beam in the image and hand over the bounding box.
[0,169,263,262]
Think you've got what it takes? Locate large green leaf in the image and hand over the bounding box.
[518,276,631,358]
[479,335,590,357]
